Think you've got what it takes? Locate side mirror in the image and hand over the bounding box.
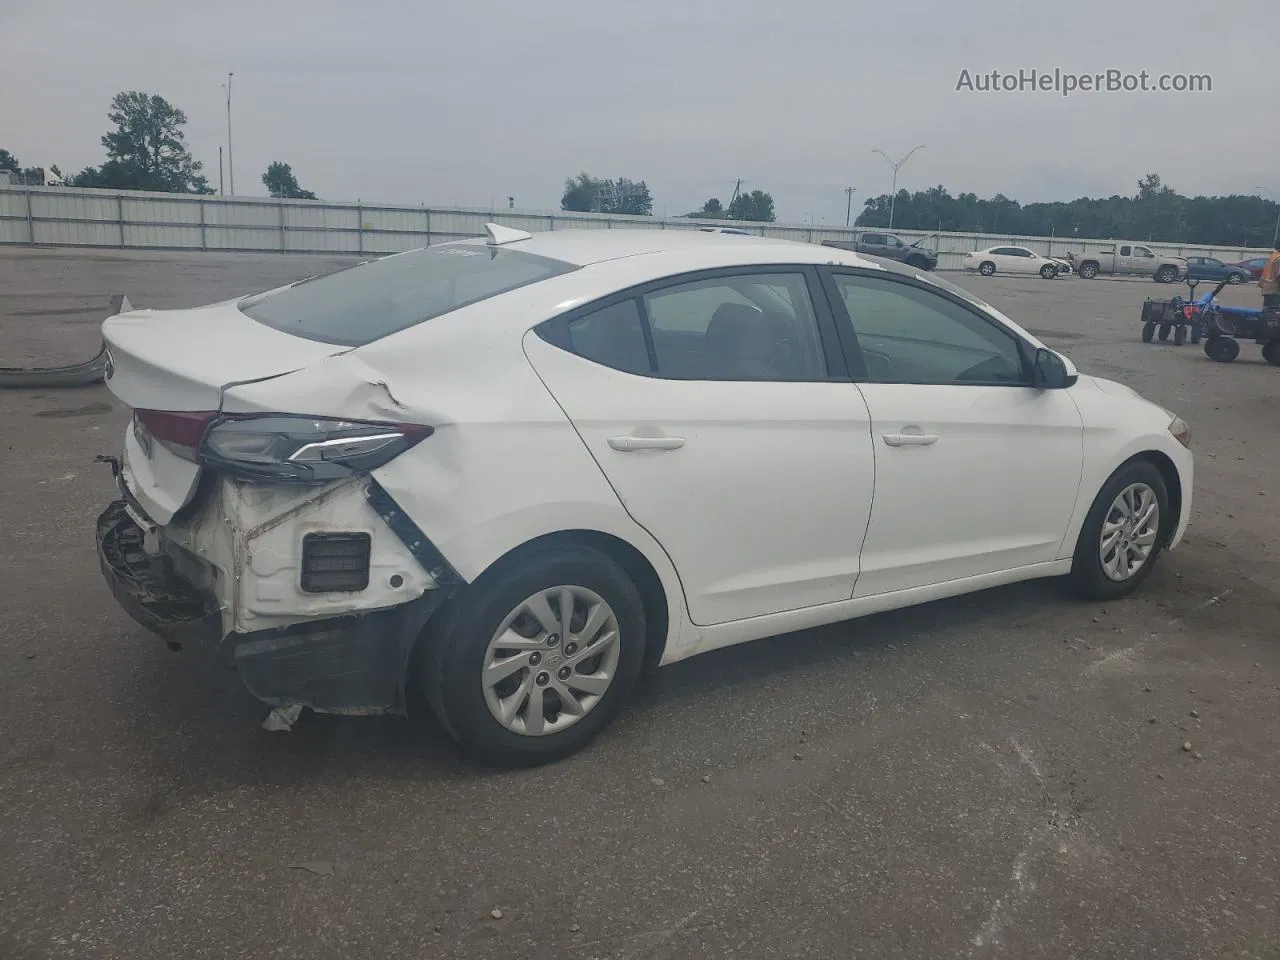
[1033,347,1078,389]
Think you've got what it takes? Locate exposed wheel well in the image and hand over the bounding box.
[1131,450,1183,545]
[479,530,671,673]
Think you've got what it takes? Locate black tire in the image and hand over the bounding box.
[1262,339,1280,366]
[978,261,996,277]
[1141,321,1156,343]
[1078,262,1099,279]
[420,544,647,768]
[1204,336,1240,362]
[1173,324,1187,346]
[1040,263,1058,279]
[1158,324,1171,341]
[1069,459,1170,601]
[1155,265,1179,283]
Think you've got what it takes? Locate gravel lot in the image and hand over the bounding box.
[1,246,1278,960]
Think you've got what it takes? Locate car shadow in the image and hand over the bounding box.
[119,577,1075,794]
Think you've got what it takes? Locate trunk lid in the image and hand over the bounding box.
[102,300,349,524]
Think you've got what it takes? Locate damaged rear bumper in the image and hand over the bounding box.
[95,491,460,717]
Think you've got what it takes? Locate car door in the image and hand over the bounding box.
[988,247,1021,273]
[819,267,1085,597]
[524,266,877,626]
[1009,247,1039,274]
[859,233,890,258]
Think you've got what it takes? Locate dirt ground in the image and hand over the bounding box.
[1,246,1277,960]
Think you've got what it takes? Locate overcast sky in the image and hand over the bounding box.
[2,0,1276,223]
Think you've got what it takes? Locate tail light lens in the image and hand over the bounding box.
[134,410,218,462]
[200,415,433,482]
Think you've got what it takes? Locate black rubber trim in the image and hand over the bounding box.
[364,479,466,587]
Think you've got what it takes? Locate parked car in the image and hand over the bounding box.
[1182,256,1252,284]
[1069,243,1186,282]
[1233,256,1268,281]
[95,225,1193,766]
[821,232,938,271]
[962,245,1065,279]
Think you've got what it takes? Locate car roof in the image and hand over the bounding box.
[450,227,881,270]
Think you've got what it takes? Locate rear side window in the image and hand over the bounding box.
[239,244,577,346]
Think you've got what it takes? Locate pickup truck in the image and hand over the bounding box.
[821,232,938,271]
[1068,243,1186,283]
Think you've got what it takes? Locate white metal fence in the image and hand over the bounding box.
[0,185,1271,270]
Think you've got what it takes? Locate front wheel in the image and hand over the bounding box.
[1069,460,1169,601]
[1158,324,1171,341]
[1228,273,1242,284]
[1141,321,1156,343]
[1204,336,1240,362]
[978,261,996,277]
[421,544,648,768]
[1155,265,1179,283]
[1040,264,1058,279]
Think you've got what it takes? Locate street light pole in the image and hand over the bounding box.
[845,186,857,227]
[872,145,926,230]
[225,73,235,196]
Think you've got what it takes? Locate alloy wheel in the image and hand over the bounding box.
[480,586,621,736]
[1099,483,1160,581]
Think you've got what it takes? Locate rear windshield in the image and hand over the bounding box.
[239,243,577,346]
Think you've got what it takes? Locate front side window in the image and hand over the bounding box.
[240,243,577,346]
[832,273,1026,386]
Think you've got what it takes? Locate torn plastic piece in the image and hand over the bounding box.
[0,294,132,389]
[262,703,304,732]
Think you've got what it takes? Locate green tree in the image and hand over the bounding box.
[560,172,653,215]
[71,91,212,194]
[262,161,317,199]
[684,197,729,218]
[0,150,19,173]
[728,189,775,222]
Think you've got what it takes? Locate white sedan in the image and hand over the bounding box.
[96,225,1193,766]
[964,245,1067,278]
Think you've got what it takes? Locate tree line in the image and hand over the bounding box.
[856,174,1280,248]
[560,172,778,222]
[2,90,317,200]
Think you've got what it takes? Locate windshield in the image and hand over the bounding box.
[239,243,577,346]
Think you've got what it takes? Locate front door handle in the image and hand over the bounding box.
[607,435,686,452]
[882,432,938,447]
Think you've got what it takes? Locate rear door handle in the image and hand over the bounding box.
[882,432,938,447]
[607,435,686,452]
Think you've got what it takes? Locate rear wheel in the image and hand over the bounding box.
[1158,324,1171,341]
[979,261,996,276]
[421,544,647,768]
[1204,336,1240,362]
[1078,262,1099,279]
[1070,460,1169,601]
[1262,339,1280,366]
[1141,321,1156,343]
[1156,265,1179,283]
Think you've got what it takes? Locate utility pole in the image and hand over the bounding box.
[872,145,925,230]
[729,178,743,212]
[224,73,235,195]
[218,147,224,195]
[844,186,857,227]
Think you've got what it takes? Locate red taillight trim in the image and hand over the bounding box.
[134,410,218,449]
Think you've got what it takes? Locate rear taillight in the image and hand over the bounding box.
[200,414,433,482]
[134,410,218,462]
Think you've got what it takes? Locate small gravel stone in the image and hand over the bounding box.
[491,909,504,920]
[1148,717,1157,724]
[570,924,581,933]
[650,778,665,787]
[794,752,804,761]
[1182,742,1193,752]
[1190,709,1200,718]
[1193,752,1203,761]
[1156,773,1165,780]
[701,775,711,784]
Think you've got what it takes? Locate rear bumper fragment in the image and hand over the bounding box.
[96,498,458,716]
